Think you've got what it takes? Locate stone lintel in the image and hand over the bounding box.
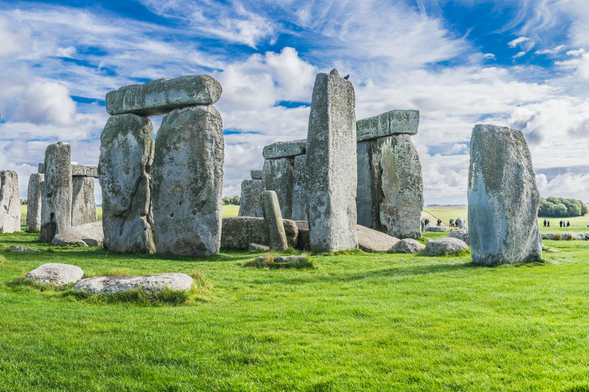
[356,110,419,142]
[262,140,306,159]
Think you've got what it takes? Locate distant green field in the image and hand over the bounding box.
[222,205,240,218]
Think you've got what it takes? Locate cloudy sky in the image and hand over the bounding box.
[1,0,588,205]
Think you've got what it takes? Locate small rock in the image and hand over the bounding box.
[391,238,425,254]
[249,243,270,252]
[424,237,468,256]
[72,273,193,294]
[26,263,84,286]
[274,255,305,263]
[10,246,40,252]
[52,221,104,247]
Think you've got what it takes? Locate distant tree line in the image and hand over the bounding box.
[222,196,240,206]
[539,197,588,217]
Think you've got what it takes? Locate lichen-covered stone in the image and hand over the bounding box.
[26,263,84,286]
[391,238,425,254]
[238,179,263,218]
[424,237,468,256]
[220,217,298,249]
[72,165,98,178]
[378,134,423,239]
[456,216,466,228]
[468,124,542,265]
[425,226,452,232]
[295,221,310,251]
[38,163,45,173]
[106,75,222,116]
[291,154,307,221]
[249,243,270,252]
[261,191,288,251]
[52,221,104,247]
[262,157,293,219]
[448,228,469,245]
[306,69,358,252]
[99,114,155,253]
[356,140,383,231]
[40,143,72,242]
[0,170,20,233]
[251,170,263,180]
[72,273,193,294]
[152,105,224,256]
[356,110,419,141]
[357,225,399,252]
[26,173,44,231]
[71,177,97,227]
[262,139,306,159]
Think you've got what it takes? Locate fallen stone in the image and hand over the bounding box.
[221,217,298,249]
[424,237,468,256]
[448,228,470,245]
[238,179,263,218]
[10,246,40,252]
[106,75,222,116]
[262,140,306,159]
[357,224,400,252]
[456,216,466,229]
[391,238,425,254]
[71,165,98,178]
[99,113,156,253]
[291,154,307,221]
[26,173,44,231]
[0,170,20,233]
[306,69,358,252]
[152,105,224,256]
[468,124,542,265]
[274,255,305,263]
[262,157,294,219]
[251,170,263,180]
[425,226,452,232]
[72,273,193,294]
[261,191,288,251]
[26,263,84,286]
[71,177,97,227]
[249,243,270,252]
[40,143,72,242]
[356,110,419,142]
[52,221,104,247]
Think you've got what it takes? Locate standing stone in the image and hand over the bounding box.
[40,143,72,242]
[468,124,542,265]
[26,173,44,231]
[152,105,224,256]
[238,179,263,217]
[0,171,21,233]
[456,216,466,228]
[260,191,288,251]
[71,177,97,227]
[251,170,263,180]
[356,140,383,231]
[99,114,155,253]
[306,69,358,252]
[262,158,294,219]
[378,134,423,239]
[291,154,307,221]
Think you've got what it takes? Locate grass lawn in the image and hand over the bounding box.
[2,231,589,390]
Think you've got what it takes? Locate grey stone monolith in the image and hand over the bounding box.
[106,75,222,116]
[306,68,358,252]
[291,154,307,221]
[26,173,44,231]
[262,157,293,219]
[260,191,288,251]
[262,139,306,159]
[251,169,263,180]
[378,134,423,239]
[356,140,383,231]
[238,179,263,217]
[468,124,542,265]
[0,170,21,233]
[152,105,224,256]
[71,177,97,227]
[99,114,155,253]
[40,143,72,242]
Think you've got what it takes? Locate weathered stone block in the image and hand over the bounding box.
[220,217,298,249]
[261,190,288,251]
[357,225,399,252]
[72,165,98,178]
[262,139,306,159]
[71,177,97,226]
[0,170,21,233]
[26,173,44,231]
[38,163,45,173]
[99,114,155,253]
[468,124,542,265]
[291,154,307,221]
[106,75,222,116]
[262,157,293,219]
[40,143,72,242]
[52,221,104,247]
[238,179,263,217]
[152,105,224,256]
[356,110,419,142]
[26,263,84,286]
[306,69,358,252]
[424,237,468,256]
[73,273,193,294]
[356,140,383,231]
[251,169,263,179]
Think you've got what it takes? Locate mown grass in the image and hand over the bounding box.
[1,231,589,390]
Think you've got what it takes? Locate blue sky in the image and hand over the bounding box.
[1,0,589,204]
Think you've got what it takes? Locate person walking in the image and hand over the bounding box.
[560,220,563,227]
[544,219,547,227]
[567,221,571,227]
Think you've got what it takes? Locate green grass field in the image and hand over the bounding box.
[2,229,589,390]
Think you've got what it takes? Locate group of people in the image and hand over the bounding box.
[423,218,442,227]
[449,218,462,227]
[543,219,571,227]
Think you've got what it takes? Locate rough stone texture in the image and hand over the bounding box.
[295,221,310,251]
[106,75,222,116]
[251,170,263,180]
[72,273,193,294]
[283,219,299,249]
[468,124,542,265]
[356,140,383,231]
[10,246,40,252]
[261,191,288,251]
[38,163,45,173]
[262,140,306,159]
[273,255,305,263]
[222,217,269,248]
[99,114,155,253]
[425,226,452,232]
[391,238,425,254]
[456,216,466,228]
[71,177,97,227]
[356,110,420,142]
[52,221,104,247]
[448,228,470,245]
[26,263,84,286]
[424,237,468,256]
[378,134,423,239]
[306,69,358,252]
[26,173,44,231]
[72,165,98,178]
[238,179,263,218]
[541,233,586,241]
[357,225,400,252]
[40,143,72,242]
[0,171,20,233]
[249,243,270,252]
[152,106,224,256]
[262,158,294,219]
[291,154,307,221]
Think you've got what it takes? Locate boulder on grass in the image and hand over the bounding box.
[357,225,400,252]
[220,217,298,249]
[26,263,84,286]
[10,246,40,252]
[391,238,425,254]
[448,228,470,245]
[424,237,468,256]
[52,221,104,247]
[425,226,452,232]
[72,273,193,294]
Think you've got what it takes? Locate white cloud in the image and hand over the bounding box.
[536,45,566,55]
[566,48,586,56]
[483,53,496,59]
[513,51,526,58]
[508,37,530,48]
[0,15,32,57]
